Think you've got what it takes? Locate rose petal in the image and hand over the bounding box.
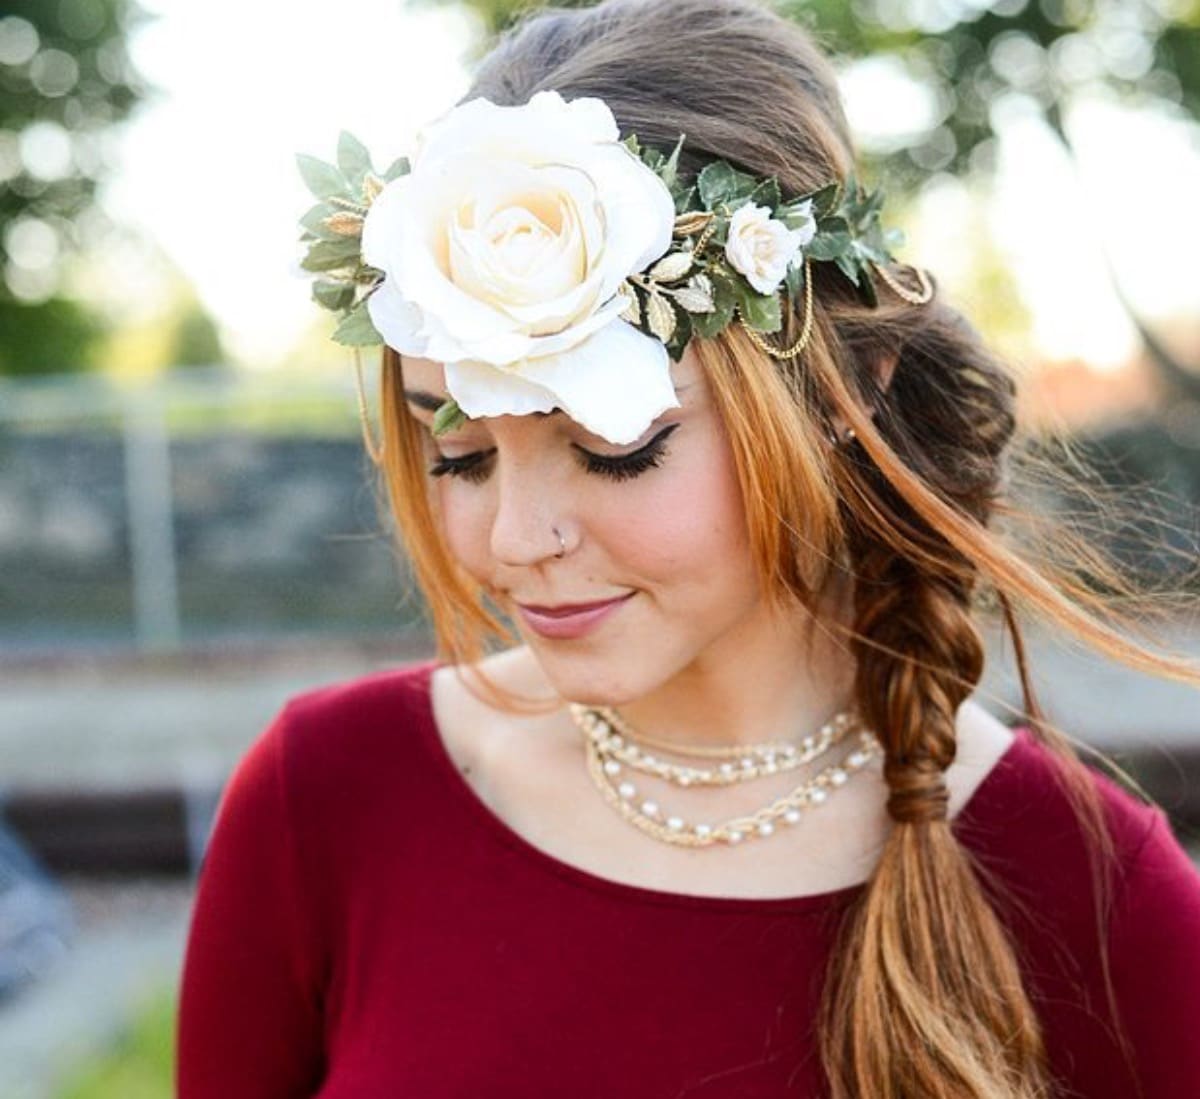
[365,278,430,356]
[444,359,560,419]
[508,319,678,445]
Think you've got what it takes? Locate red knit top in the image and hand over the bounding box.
[176,661,1200,1097]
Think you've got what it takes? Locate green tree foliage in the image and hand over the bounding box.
[0,0,147,374]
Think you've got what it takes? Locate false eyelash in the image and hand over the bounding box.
[427,423,680,485]
[575,423,679,482]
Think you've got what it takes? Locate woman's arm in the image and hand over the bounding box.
[176,708,327,1098]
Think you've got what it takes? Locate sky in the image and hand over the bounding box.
[103,0,1200,372]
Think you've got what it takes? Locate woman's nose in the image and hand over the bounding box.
[488,458,570,567]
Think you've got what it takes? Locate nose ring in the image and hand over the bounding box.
[553,526,566,559]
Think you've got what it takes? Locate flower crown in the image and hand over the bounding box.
[297,91,931,446]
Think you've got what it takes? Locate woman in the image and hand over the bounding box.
[177,1,1200,1096]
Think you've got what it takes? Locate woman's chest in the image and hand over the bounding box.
[314,864,845,1098]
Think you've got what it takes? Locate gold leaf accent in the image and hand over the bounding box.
[645,292,677,343]
[361,172,386,205]
[672,274,715,313]
[648,251,693,283]
[674,210,714,237]
[324,212,365,237]
[618,282,641,325]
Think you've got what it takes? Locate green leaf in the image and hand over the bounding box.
[332,301,383,346]
[689,270,736,339]
[382,156,411,182]
[312,279,355,311]
[337,131,373,186]
[300,237,362,272]
[784,259,804,302]
[673,184,697,215]
[296,154,350,200]
[807,183,840,219]
[748,177,781,211]
[807,222,852,262]
[697,161,738,208]
[660,133,685,191]
[299,202,340,240]
[834,253,861,286]
[733,280,782,333]
[621,133,642,158]
[432,399,467,436]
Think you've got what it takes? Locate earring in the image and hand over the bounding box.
[553,526,567,559]
[827,426,856,446]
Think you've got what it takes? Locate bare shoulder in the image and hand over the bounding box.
[948,697,1018,819]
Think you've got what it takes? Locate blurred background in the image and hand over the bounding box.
[1,0,1198,1094]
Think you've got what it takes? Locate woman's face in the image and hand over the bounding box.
[402,347,773,705]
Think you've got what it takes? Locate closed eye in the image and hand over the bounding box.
[427,423,679,484]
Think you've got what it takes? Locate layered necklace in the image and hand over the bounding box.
[568,704,880,847]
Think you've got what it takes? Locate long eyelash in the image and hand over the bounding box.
[427,424,679,484]
[577,423,679,482]
[428,450,494,483]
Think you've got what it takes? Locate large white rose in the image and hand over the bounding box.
[361,90,679,445]
[724,201,816,296]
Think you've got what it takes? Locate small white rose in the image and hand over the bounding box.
[361,90,680,444]
[724,201,816,296]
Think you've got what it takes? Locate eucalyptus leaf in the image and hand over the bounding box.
[383,156,411,182]
[807,226,852,262]
[432,399,467,436]
[300,202,339,240]
[332,301,383,347]
[337,132,373,187]
[296,154,350,201]
[301,237,362,272]
[313,279,356,312]
[834,253,861,286]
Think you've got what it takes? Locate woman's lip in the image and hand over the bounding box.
[515,592,634,639]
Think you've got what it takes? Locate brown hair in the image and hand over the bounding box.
[372,1,1200,1094]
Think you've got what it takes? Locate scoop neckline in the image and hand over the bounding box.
[408,660,1030,915]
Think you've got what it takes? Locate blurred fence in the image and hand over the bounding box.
[0,366,421,653]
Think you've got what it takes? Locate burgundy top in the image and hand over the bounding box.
[176,661,1200,1097]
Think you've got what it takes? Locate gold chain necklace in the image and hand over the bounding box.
[568,705,880,847]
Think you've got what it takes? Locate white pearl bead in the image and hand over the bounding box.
[848,751,867,768]
[764,761,777,774]
[726,830,744,844]
[719,763,734,776]
[640,800,659,817]
[666,816,684,831]
[618,782,636,799]
[740,758,755,770]
[809,788,828,805]
[830,768,847,786]
[783,809,802,824]
[757,822,774,836]
[603,760,621,776]
[694,824,712,839]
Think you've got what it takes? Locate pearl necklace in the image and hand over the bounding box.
[568,705,880,847]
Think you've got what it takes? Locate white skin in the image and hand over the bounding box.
[404,346,1014,894]
[402,345,862,751]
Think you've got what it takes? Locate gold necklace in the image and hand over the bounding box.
[568,705,880,848]
[572,705,857,785]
